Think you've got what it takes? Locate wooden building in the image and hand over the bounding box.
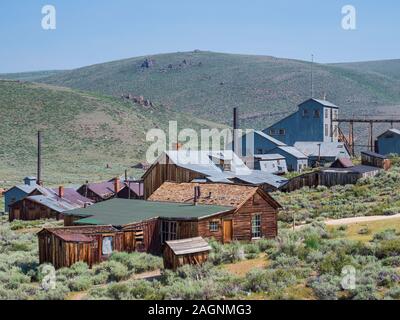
[37,225,138,269]
[9,186,92,222]
[62,198,235,255]
[330,157,354,169]
[77,178,122,203]
[116,181,144,200]
[361,151,391,171]
[148,182,282,242]
[142,150,288,199]
[163,237,212,271]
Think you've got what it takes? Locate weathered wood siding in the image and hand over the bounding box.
[9,199,61,222]
[198,191,277,242]
[163,245,210,271]
[143,159,206,199]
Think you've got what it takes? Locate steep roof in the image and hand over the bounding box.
[331,158,354,168]
[84,181,118,198]
[361,150,387,159]
[64,198,234,226]
[274,146,308,159]
[300,98,339,109]
[143,150,287,188]
[254,131,287,146]
[149,182,282,209]
[377,128,400,139]
[4,183,39,196]
[117,182,144,197]
[166,237,212,255]
[39,225,118,242]
[294,142,349,158]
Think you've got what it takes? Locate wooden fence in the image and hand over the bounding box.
[280,170,362,193]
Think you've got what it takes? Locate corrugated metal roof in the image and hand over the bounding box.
[255,131,287,146]
[255,154,286,160]
[166,237,212,255]
[377,128,400,139]
[309,98,339,109]
[86,181,117,198]
[275,146,308,159]
[294,142,349,158]
[65,198,234,226]
[5,183,39,195]
[361,151,387,159]
[27,195,82,213]
[233,170,288,188]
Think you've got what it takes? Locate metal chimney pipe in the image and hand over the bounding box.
[233,108,239,153]
[37,131,42,185]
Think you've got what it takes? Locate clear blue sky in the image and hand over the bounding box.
[1,0,399,73]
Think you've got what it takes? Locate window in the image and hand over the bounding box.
[333,110,338,120]
[302,109,309,117]
[269,129,276,135]
[102,237,113,255]
[279,129,286,135]
[325,124,329,137]
[161,221,177,243]
[252,214,262,239]
[314,110,320,118]
[325,109,329,119]
[209,221,219,232]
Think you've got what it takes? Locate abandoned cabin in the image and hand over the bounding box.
[163,237,212,271]
[9,185,92,222]
[77,178,122,202]
[148,182,281,242]
[142,150,288,199]
[3,176,40,213]
[61,198,235,256]
[361,151,391,171]
[38,225,128,269]
[116,181,144,199]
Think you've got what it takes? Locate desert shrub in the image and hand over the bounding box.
[337,225,348,231]
[243,268,297,294]
[375,239,400,258]
[384,286,400,299]
[104,282,130,300]
[308,275,340,300]
[270,254,302,269]
[381,256,400,267]
[358,227,370,235]
[109,252,162,273]
[349,284,380,300]
[57,262,90,279]
[161,279,218,300]
[93,260,129,282]
[373,229,398,242]
[256,238,277,252]
[68,276,93,291]
[318,250,354,275]
[243,243,260,259]
[35,283,70,300]
[208,240,245,265]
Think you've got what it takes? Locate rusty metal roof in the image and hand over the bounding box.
[166,237,212,255]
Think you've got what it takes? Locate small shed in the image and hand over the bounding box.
[361,151,391,171]
[376,128,400,156]
[163,237,212,270]
[330,158,354,169]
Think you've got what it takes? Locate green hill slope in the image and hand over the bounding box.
[31,51,400,129]
[0,80,224,186]
[331,59,400,81]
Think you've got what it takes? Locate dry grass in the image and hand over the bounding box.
[223,253,268,277]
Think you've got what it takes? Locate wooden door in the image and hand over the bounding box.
[223,220,233,243]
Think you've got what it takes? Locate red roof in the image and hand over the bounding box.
[334,158,354,168]
[118,182,144,197]
[52,188,92,205]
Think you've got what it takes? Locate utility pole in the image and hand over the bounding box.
[233,107,239,153]
[37,131,42,185]
[311,54,314,98]
[317,143,322,167]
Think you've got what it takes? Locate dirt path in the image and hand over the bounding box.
[223,254,268,277]
[325,214,400,226]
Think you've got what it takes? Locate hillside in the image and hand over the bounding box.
[0,80,224,187]
[0,70,64,82]
[331,59,400,81]
[22,51,400,129]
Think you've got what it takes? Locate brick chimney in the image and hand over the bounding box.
[58,186,64,198]
[114,177,120,194]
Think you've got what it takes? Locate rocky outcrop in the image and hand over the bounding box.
[121,94,154,108]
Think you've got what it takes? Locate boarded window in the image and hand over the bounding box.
[161,221,177,243]
[209,221,219,232]
[102,237,113,255]
[252,214,262,239]
[314,110,320,118]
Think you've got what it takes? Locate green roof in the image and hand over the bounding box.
[64,198,234,226]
